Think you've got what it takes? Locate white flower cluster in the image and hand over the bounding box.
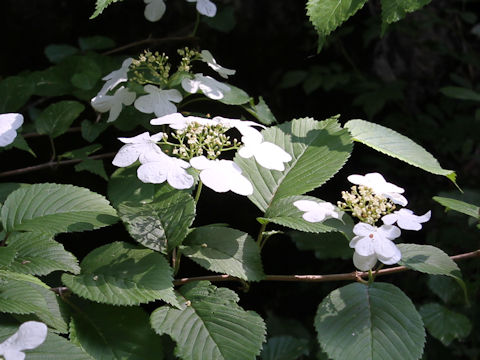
[0,113,23,147]
[112,112,292,196]
[144,0,217,22]
[293,172,431,271]
[0,321,47,360]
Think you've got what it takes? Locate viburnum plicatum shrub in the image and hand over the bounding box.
[0,1,477,360]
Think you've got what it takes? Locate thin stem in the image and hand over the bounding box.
[0,152,116,178]
[177,96,212,110]
[256,222,267,247]
[48,136,56,162]
[194,180,203,203]
[191,12,201,37]
[173,248,182,276]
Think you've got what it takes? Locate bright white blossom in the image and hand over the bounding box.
[182,74,230,100]
[293,200,340,223]
[237,130,292,171]
[151,112,218,129]
[200,50,236,79]
[347,172,408,206]
[112,132,165,167]
[349,223,402,271]
[98,58,132,95]
[0,113,23,147]
[382,208,431,231]
[144,0,166,22]
[134,85,182,117]
[186,0,216,17]
[138,151,194,189]
[91,86,136,122]
[190,156,253,195]
[0,321,47,360]
[214,116,266,139]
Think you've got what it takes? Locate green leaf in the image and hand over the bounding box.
[263,195,353,235]
[0,247,16,267]
[35,101,85,138]
[70,57,102,90]
[0,76,35,112]
[62,242,179,307]
[1,183,118,234]
[315,282,425,360]
[246,96,277,125]
[202,6,236,33]
[75,159,108,180]
[419,303,472,346]
[7,232,80,276]
[218,84,250,105]
[289,230,353,260]
[90,0,123,19]
[78,36,116,51]
[235,117,352,212]
[81,119,109,142]
[433,196,480,219]
[10,135,36,157]
[397,244,462,279]
[60,144,103,160]
[0,321,93,360]
[0,275,68,332]
[345,119,456,184]
[306,0,369,51]
[427,275,461,304]
[439,86,480,101]
[29,66,73,97]
[181,226,265,281]
[0,183,28,204]
[380,0,431,35]
[260,336,309,360]
[151,281,266,360]
[0,269,50,288]
[108,166,155,208]
[69,298,164,360]
[118,187,195,253]
[44,44,79,64]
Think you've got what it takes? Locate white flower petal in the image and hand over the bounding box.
[99,58,132,95]
[144,0,166,22]
[190,155,211,170]
[294,200,339,223]
[347,172,406,205]
[137,153,193,189]
[0,113,24,147]
[137,162,168,184]
[352,222,375,237]
[112,132,163,167]
[182,74,230,100]
[134,86,182,117]
[382,209,431,231]
[377,224,401,240]
[91,87,135,123]
[353,252,378,271]
[354,237,375,256]
[0,321,47,360]
[201,50,235,79]
[253,141,292,171]
[293,200,319,212]
[196,0,217,17]
[375,241,402,265]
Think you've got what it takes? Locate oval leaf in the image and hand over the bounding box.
[315,282,425,360]
[35,100,85,138]
[62,242,179,307]
[151,281,266,360]
[181,226,265,281]
[433,196,480,219]
[108,166,155,208]
[235,117,352,212]
[345,119,456,184]
[1,183,118,234]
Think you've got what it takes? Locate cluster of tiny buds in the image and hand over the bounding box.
[337,185,395,225]
[177,47,200,73]
[130,50,171,86]
[169,122,240,160]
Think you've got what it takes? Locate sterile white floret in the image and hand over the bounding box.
[382,208,431,231]
[238,132,292,171]
[200,50,236,79]
[151,112,218,129]
[181,74,230,100]
[349,222,402,271]
[112,132,165,167]
[190,155,253,195]
[0,321,47,360]
[293,200,340,222]
[0,113,23,147]
[347,172,408,206]
[98,58,132,95]
[186,0,217,17]
[134,85,183,117]
[144,0,166,22]
[91,86,136,122]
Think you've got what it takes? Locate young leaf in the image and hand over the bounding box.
[181,226,265,281]
[151,281,266,360]
[260,336,309,360]
[61,242,179,307]
[262,195,353,235]
[90,0,123,19]
[306,0,369,51]
[69,298,164,360]
[0,76,35,112]
[44,44,79,64]
[108,166,155,208]
[1,183,118,234]
[34,101,85,138]
[235,117,352,212]
[217,84,250,105]
[433,196,480,219]
[380,0,431,35]
[245,96,277,125]
[419,303,472,346]
[315,282,425,360]
[7,232,80,276]
[118,187,195,253]
[74,159,109,180]
[345,119,457,184]
[81,119,109,142]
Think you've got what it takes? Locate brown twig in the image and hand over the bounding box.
[0,152,116,178]
[23,127,82,139]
